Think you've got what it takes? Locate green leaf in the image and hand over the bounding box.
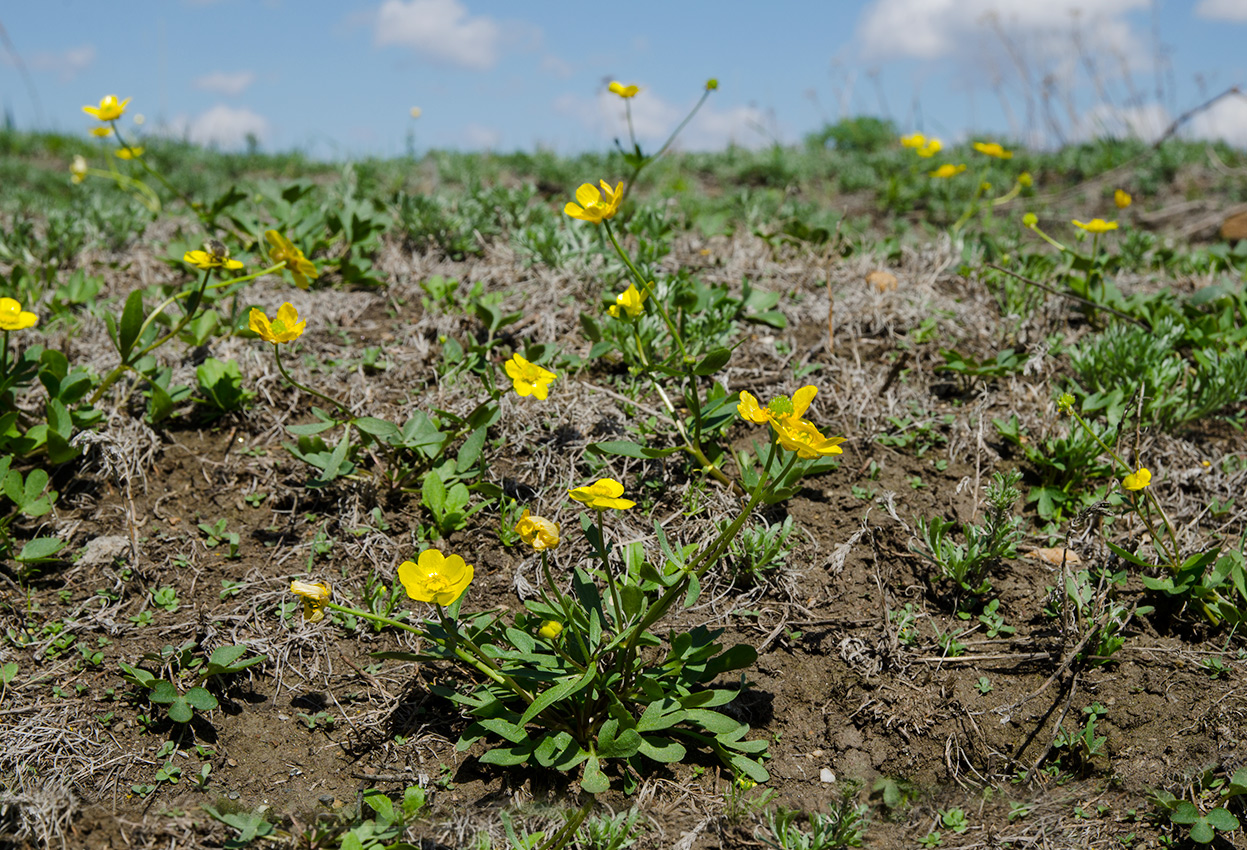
[692,348,731,376]
[456,427,487,472]
[596,721,642,759]
[16,537,65,563]
[1171,802,1201,825]
[730,753,769,783]
[479,739,538,766]
[184,686,219,711]
[422,469,448,512]
[148,680,178,704]
[683,572,701,609]
[1204,807,1239,831]
[1104,540,1154,570]
[637,737,686,763]
[580,752,610,794]
[207,645,249,669]
[352,416,399,438]
[118,289,146,361]
[589,440,649,459]
[1189,818,1214,844]
[519,664,596,726]
[287,420,338,436]
[167,698,193,724]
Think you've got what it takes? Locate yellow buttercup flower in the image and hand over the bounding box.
[900,133,927,149]
[90,126,113,138]
[608,81,640,99]
[290,580,332,623]
[737,390,773,424]
[608,283,647,319]
[930,163,967,179]
[265,230,318,290]
[1072,218,1118,233]
[70,155,88,184]
[184,241,244,271]
[249,303,306,344]
[83,95,130,122]
[564,180,623,224]
[114,146,143,160]
[917,138,942,157]
[1122,468,1151,491]
[973,141,1012,159]
[1018,172,1033,187]
[1114,189,1132,209]
[398,549,474,605]
[569,478,635,511]
[0,298,38,331]
[774,418,845,459]
[538,620,563,640]
[516,509,560,551]
[504,354,557,400]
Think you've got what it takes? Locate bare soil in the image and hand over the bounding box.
[1,225,1244,850]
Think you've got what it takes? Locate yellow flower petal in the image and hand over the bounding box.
[1071,218,1118,233]
[1122,468,1151,491]
[0,297,38,331]
[538,620,563,639]
[569,478,635,510]
[516,509,560,551]
[1114,189,1132,209]
[249,302,306,344]
[398,549,474,605]
[290,580,332,623]
[504,354,556,400]
[82,95,130,122]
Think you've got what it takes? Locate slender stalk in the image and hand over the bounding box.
[273,345,355,420]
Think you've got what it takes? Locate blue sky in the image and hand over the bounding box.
[4,0,1247,157]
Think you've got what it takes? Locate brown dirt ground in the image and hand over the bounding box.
[1,224,1245,850]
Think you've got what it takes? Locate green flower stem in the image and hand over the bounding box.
[590,508,627,631]
[617,86,713,208]
[1,330,9,380]
[87,264,287,406]
[272,344,356,421]
[1067,407,1181,568]
[109,119,203,219]
[323,601,420,635]
[1026,222,1068,253]
[603,220,734,487]
[533,793,597,850]
[619,443,796,691]
[951,174,987,233]
[86,166,160,211]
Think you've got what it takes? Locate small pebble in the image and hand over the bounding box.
[319,795,334,806]
[820,768,835,784]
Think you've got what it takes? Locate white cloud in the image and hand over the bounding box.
[1187,92,1247,141]
[557,89,769,151]
[1196,0,1247,22]
[25,44,96,82]
[1073,102,1170,143]
[169,105,270,148]
[462,123,500,148]
[373,0,502,70]
[192,70,256,96]
[856,0,1148,63]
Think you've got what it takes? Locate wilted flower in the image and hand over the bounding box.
[398,549,474,605]
[83,95,130,122]
[265,230,318,290]
[564,180,623,224]
[973,141,1012,159]
[1072,218,1118,233]
[930,164,967,179]
[569,478,635,510]
[1122,468,1151,491]
[504,354,557,400]
[1056,392,1076,415]
[608,81,639,99]
[1114,189,1132,209]
[290,580,332,623]
[70,155,88,184]
[608,283,647,319]
[0,298,38,331]
[516,509,560,551]
[184,240,244,271]
[114,146,143,160]
[538,620,563,640]
[249,303,306,344]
